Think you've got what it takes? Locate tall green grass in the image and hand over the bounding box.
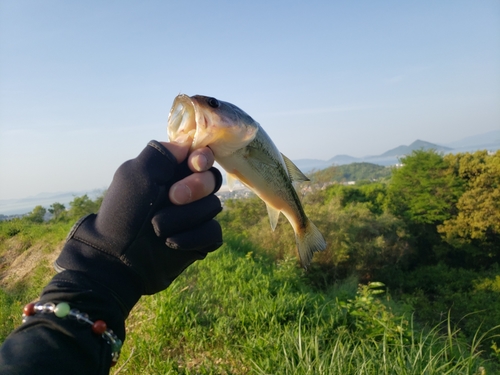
[116,235,498,374]
[1,219,498,373]
[0,219,72,341]
[0,219,72,253]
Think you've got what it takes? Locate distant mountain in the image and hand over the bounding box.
[328,154,361,164]
[294,155,364,172]
[296,131,499,173]
[378,140,452,158]
[298,140,454,171]
[292,159,334,172]
[442,130,500,149]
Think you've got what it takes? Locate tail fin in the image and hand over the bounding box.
[296,220,327,269]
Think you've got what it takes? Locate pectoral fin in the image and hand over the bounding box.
[227,173,238,191]
[246,146,277,167]
[266,203,281,231]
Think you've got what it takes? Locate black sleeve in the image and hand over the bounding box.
[0,141,224,374]
[0,270,129,375]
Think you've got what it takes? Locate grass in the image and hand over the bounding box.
[0,219,72,256]
[115,235,498,374]
[0,223,498,374]
[0,219,71,341]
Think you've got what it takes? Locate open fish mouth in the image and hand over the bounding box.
[168,94,259,156]
[167,95,198,144]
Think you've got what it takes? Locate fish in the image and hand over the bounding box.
[167,94,326,268]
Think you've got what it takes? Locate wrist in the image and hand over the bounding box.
[54,236,143,320]
[40,270,138,342]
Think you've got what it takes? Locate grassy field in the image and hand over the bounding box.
[1,220,499,374]
[112,235,496,374]
[0,220,73,342]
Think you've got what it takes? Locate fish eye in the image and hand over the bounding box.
[207,97,220,108]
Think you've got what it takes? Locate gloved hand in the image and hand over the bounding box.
[54,140,223,315]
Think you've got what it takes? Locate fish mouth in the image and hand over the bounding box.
[167,94,260,157]
[167,95,197,144]
[167,94,216,150]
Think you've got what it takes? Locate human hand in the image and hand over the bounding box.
[161,140,219,205]
[54,140,223,314]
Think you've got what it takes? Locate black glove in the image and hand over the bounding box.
[54,140,223,315]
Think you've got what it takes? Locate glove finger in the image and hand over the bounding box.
[93,140,179,245]
[165,220,223,253]
[209,167,223,194]
[172,159,222,196]
[152,195,222,238]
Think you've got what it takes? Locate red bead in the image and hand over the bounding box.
[23,303,36,316]
[92,320,107,335]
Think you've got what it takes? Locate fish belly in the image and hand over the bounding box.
[216,150,306,233]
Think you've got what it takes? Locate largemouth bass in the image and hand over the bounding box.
[167,94,326,268]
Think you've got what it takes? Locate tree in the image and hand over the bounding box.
[324,183,388,215]
[26,205,46,223]
[67,194,100,220]
[217,196,266,235]
[387,149,463,225]
[385,150,464,266]
[93,191,105,210]
[48,202,66,221]
[438,150,500,264]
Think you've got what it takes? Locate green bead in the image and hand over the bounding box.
[54,302,71,318]
[111,339,123,352]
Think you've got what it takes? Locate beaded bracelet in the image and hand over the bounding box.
[22,301,122,366]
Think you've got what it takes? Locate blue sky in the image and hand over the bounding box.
[1,0,499,200]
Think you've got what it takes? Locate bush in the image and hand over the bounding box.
[219,193,410,285]
[378,263,500,359]
[67,194,101,220]
[305,198,410,281]
[25,206,46,223]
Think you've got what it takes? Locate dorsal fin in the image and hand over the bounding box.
[281,154,310,182]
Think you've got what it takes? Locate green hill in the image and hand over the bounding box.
[309,162,392,184]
